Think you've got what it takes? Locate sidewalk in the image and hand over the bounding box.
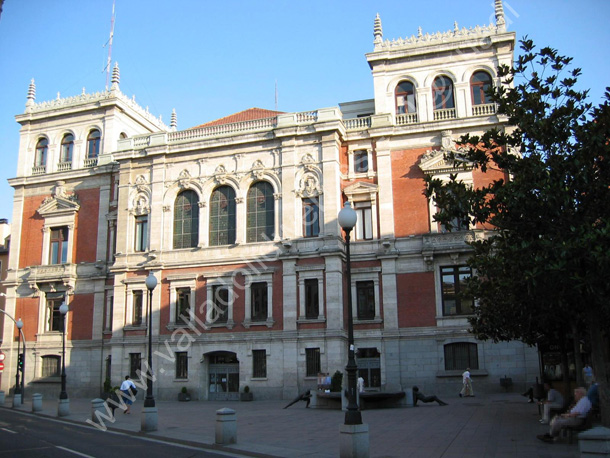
[2,393,581,457]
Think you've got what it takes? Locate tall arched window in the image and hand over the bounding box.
[87,129,101,158]
[246,181,274,242]
[395,81,416,114]
[432,75,455,110]
[35,138,48,166]
[470,71,493,105]
[60,134,74,163]
[209,186,236,246]
[173,190,199,249]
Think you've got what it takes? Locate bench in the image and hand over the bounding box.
[310,390,406,410]
[565,410,596,444]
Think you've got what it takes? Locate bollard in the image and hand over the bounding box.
[91,398,107,424]
[32,393,43,412]
[12,393,21,408]
[0,391,5,405]
[215,408,237,445]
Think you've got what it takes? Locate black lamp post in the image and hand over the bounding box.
[59,303,69,400]
[15,318,23,398]
[338,201,362,426]
[144,272,157,408]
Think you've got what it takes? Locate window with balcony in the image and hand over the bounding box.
[60,134,74,163]
[246,181,274,242]
[302,198,319,237]
[209,186,236,246]
[432,76,456,120]
[441,265,474,316]
[34,138,48,174]
[395,81,417,114]
[174,190,199,249]
[87,129,101,158]
[134,214,148,252]
[49,227,69,265]
[470,71,493,105]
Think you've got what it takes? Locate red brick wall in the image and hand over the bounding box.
[14,297,40,341]
[74,188,100,263]
[391,148,431,236]
[397,271,436,327]
[18,196,45,267]
[68,293,94,340]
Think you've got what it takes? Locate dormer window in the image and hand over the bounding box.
[60,134,74,163]
[87,129,101,159]
[395,81,416,114]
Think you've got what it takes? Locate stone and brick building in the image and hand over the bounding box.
[0,1,539,401]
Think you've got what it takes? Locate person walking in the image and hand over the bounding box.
[459,368,474,397]
[120,375,137,414]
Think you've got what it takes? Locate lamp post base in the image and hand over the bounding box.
[58,398,70,417]
[141,405,158,432]
[339,423,370,458]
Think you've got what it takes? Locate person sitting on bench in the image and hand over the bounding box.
[537,387,591,443]
[412,386,448,406]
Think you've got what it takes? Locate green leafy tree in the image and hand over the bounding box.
[425,38,610,425]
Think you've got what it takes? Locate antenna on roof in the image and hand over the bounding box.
[275,80,278,111]
[104,0,116,90]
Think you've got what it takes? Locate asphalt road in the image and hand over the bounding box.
[0,408,247,458]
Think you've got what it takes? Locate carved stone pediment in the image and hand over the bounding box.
[419,131,473,175]
[343,181,378,198]
[38,182,80,217]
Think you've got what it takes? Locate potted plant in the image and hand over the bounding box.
[178,386,191,402]
[240,385,253,401]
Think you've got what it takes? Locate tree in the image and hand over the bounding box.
[424,38,610,425]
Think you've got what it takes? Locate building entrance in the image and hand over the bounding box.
[208,351,239,401]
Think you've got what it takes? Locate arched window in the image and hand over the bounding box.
[35,138,48,166]
[432,76,455,110]
[246,181,274,242]
[209,186,236,246]
[173,190,199,249]
[60,134,74,163]
[86,129,101,158]
[395,81,416,114]
[470,71,493,105]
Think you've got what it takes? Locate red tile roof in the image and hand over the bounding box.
[191,108,284,129]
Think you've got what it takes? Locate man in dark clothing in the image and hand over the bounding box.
[413,386,448,406]
[284,390,312,408]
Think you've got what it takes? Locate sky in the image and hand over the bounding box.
[0,0,608,224]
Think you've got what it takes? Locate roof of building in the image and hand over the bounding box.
[191,108,284,129]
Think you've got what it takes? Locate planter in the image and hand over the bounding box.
[178,392,191,402]
[240,392,253,401]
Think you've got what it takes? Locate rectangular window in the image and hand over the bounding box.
[354,202,373,240]
[132,290,143,326]
[104,296,114,332]
[129,353,141,379]
[175,288,191,324]
[251,282,268,321]
[441,266,474,316]
[211,285,229,324]
[176,352,188,379]
[134,215,148,252]
[353,150,368,173]
[50,227,69,264]
[46,299,63,332]
[356,281,375,320]
[304,279,319,319]
[302,198,320,237]
[41,355,60,377]
[252,349,267,378]
[444,342,479,371]
[306,348,321,377]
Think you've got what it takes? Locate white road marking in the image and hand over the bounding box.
[55,445,96,458]
[0,427,17,433]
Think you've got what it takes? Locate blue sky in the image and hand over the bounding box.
[0,0,608,224]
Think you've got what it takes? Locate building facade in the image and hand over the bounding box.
[1,1,539,401]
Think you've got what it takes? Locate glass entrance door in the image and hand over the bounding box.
[207,352,240,401]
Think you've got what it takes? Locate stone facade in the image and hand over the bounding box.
[0,1,539,401]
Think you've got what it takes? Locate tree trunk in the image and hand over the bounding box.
[560,338,571,400]
[587,311,609,427]
[571,323,585,387]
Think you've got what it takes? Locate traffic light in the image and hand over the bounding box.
[17,353,24,372]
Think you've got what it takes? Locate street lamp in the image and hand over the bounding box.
[59,303,69,401]
[144,272,157,408]
[15,319,23,400]
[337,201,362,426]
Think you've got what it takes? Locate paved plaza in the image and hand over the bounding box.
[2,392,582,457]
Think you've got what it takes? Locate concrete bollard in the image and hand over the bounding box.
[32,393,43,412]
[215,408,237,445]
[0,391,5,405]
[12,393,21,407]
[91,398,107,424]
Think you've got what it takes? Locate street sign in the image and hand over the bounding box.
[0,351,4,361]
[0,361,4,372]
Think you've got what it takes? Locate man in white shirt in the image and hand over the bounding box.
[539,381,564,424]
[537,387,591,443]
[459,368,474,397]
[119,375,137,414]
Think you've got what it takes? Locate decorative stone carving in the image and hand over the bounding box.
[214,165,228,185]
[251,160,265,180]
[38,181,80,217]
[419,131,473,175]
[296,173,321,198]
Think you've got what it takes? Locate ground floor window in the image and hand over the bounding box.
[306,348,321,377]
[41,355,60,377]
[444,342,478,371]
[130,353,142,379]
[252,349,267,378]
[357,348,381,389]
[175,352,188,379]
